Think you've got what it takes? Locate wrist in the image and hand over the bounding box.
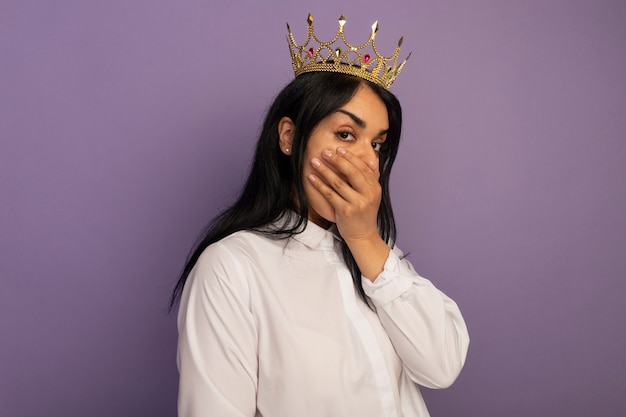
[344,234,390,282]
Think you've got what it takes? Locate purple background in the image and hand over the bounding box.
[2,1,625,416]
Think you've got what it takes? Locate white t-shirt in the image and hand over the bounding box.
[177,218,469,417]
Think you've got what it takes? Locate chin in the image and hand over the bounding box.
[307,200,335,229]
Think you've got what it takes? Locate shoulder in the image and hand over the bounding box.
[194,231,263,274]
[182,232,263,309]
[191,230,288,286]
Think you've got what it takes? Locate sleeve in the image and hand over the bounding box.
[361,246,470,389]
[176,243,258,417]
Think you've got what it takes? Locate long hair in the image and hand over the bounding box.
[170,71,403,310]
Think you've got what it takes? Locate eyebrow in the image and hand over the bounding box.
[336,109,389,137]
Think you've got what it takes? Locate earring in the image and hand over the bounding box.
[285,148,290,154]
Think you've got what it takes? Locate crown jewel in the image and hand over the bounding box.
[286,14,411,89]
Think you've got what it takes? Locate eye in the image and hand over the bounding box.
[337,130,355,141]
[372,142,383,152]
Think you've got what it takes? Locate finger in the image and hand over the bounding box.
[310,157,360,203]
[306,171,352,211]
[337,147,380,176]
[321,148,379,192]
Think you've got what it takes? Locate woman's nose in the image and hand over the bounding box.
[354,141,379,168]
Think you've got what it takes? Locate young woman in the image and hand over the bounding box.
[171,16,469,417]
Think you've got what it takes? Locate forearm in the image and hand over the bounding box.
[362,249,470,388]
[344,233,390,281]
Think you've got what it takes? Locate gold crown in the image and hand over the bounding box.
[286,14,411,89]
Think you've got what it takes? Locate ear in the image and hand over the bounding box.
[278,117,295,155]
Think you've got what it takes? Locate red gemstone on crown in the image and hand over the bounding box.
[364,54,371,64]
[308,48,314,57]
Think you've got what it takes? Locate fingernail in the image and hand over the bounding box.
[311,158,321,167]
[308,174,317,183]
[336,147,346,155]
[322,150,333,158]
